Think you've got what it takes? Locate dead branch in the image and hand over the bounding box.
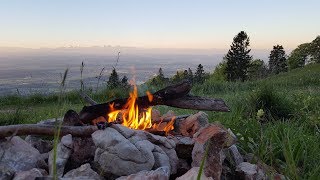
[0,123,170,138]
[0,124,98,138]
[78,81,230,125]
[80,91,97,105]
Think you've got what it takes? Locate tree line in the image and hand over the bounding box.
[105,31,319,88]
[148,64,208,87]
[220,31,320,82]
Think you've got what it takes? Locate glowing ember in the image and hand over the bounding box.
[107,85,174,134]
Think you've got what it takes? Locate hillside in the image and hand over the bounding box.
[0,64,319,178]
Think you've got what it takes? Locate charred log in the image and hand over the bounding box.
[79,80,192,124]
[79,80,230,124]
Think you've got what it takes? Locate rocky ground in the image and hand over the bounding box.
[0,111,285,180]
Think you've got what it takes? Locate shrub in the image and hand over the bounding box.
[248,84,294,121]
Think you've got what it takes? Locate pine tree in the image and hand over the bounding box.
[268,45,288,74]
[194,64,205,83]
[121,75,129,89]
[158,68,165,81]
[150,67,168,87]
[107,68,120,89]
[171,71,183,83]
[225,31,252,81]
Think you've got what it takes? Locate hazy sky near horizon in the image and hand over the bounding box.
[0,0,319,50]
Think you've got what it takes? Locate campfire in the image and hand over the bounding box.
[105,84,175,134]
[2,81,269,180]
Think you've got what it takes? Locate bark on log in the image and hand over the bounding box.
[0,124,169,138]
[79,80,193,124]
[79,80,230,124]
[165,95,230,112]
[0,124,98,138]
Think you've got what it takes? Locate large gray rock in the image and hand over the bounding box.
[13,168,47,180]
[116,166,170,180]
[145,132,178,174]
[92,124,178,177]
[92,127,155,176]
[0,136,47,172]
[152,146,170,170]
[63,163,103,180]
[48,134,73,177]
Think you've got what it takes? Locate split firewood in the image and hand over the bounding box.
[79,80,230,124]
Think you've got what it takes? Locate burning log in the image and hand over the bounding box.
[79,81,230,124]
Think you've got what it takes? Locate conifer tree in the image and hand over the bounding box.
[107,68,120,89]
[269,45,288,74]
[194,64,205,83]
[225,31,252,81]
[158,68,165,81]
[121,75,129,89]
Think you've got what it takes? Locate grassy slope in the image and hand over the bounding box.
[1,64,319,178]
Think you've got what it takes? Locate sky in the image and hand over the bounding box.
[0,0,319,50]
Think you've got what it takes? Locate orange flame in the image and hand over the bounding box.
[107,85,152,130]
[107,84,174,134]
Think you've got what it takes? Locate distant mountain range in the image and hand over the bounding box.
[0,46,272,96]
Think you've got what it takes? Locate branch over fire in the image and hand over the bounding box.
[79,81,230,124]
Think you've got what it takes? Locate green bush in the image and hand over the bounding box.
[247,84,294,122]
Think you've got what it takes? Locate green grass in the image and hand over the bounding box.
[0,63,319,179]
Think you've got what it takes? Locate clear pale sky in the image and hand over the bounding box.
[0,0,319,49]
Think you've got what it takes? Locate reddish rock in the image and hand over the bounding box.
[151,109,161,122]
[192,124,229,180]
[178,111,209,137]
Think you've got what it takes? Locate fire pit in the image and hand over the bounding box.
[0,81,243,180]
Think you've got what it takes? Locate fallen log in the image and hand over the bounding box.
[165,95,230,112]
[0,124,98,139]
[0,124,170,138]
[79,81,230,124]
